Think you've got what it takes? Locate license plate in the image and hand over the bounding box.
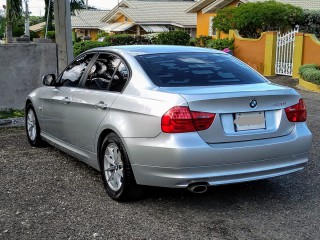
[234,111,266,131]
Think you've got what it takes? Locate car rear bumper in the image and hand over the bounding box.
[124,123,312,188]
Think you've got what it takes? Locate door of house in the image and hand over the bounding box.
[275,27,299,76]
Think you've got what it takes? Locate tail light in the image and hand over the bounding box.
[161,106,215,133]
[285,99,307,122]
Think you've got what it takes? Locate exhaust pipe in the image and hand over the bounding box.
[187,183,209,194]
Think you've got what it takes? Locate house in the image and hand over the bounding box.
[71,9,109,40]
[186,0,320,37]
[100,0,197,37]
[30,9,110,40]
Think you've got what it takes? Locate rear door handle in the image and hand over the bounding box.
[62,97,71,104]
[95,101,108,110]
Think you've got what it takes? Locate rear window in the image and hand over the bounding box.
[135,53,266,87]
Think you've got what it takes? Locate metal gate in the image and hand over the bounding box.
[275,27,299,76]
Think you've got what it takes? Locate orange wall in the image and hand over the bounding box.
[196,0,241,37]
[233,34,266,74]
[196,11,216,37]
[302,35,320,65]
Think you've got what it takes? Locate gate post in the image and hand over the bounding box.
[292,33,304,79]
[264,32,277,76]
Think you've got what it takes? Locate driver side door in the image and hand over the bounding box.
[42,53,97,142]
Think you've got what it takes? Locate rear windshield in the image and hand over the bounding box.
[135,53,266,87]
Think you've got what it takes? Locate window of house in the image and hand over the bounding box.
[209,16,217,36]
[183,28,192,36]
[60,54,95,87]
[168,26,175,32]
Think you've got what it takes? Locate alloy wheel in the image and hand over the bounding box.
[104,143,124,191]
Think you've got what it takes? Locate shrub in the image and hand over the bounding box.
[156,31,191,45]
[46,31,55,41]
[104,34,136,45]
[299,64,320,85]
[73,41,111,56]
[96,31,109,40]
[213,1,303,38]
[298,10,320,38]
[104,34,154,45]
[193,35,213,47]
[206,38,235,51]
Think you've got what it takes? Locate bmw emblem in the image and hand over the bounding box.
[250,100,257,108]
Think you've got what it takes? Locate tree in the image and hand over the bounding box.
[213,1,303,38]
[5,0,23,43]
[44,0,86,32]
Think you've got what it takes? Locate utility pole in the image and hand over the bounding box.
[24,0,30,37]
[86,0,88,10]
[54,0,74,74]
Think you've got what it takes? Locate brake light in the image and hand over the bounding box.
[161,106,215,133]
[285,99,307,122]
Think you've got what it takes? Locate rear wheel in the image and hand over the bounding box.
[100,132,143,201]
[25,103,43,147]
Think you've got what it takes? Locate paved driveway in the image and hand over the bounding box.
[0,78,319,240]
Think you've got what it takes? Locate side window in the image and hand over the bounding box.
[60,54,94,87]
[109,62,129,92]
[85,54,120,91]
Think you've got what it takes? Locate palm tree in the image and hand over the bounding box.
[5,0,22,43]
[44,0,85,31]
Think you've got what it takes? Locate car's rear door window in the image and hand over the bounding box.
[135,53,267,87]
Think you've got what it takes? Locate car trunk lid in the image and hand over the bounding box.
[160,83,300,143]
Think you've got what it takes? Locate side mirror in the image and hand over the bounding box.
[42,74,57,86]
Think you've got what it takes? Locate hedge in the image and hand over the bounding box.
[299,64,320,85]
[206,38,235,51]
[73,32,192,56]
[156,31,190,45]
[73,41,111,56]
[299,10,320,38]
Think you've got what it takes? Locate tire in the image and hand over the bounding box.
[25,103,43,147]
[100,132,143,201]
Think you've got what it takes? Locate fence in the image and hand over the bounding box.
[228,30,320,78]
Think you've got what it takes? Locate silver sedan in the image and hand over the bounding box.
[25,46,312,201]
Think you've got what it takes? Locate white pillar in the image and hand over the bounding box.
[54,0,74,74]
[24,0,30,37]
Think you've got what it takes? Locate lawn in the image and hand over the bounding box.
[0,109,24,119]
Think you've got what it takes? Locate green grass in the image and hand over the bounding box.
[0,109,25,119]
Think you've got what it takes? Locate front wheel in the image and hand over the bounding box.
[25,103,43,147]
[100,133,143,201]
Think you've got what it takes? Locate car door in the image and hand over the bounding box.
[66,53,130,153]
[42,53,96,141]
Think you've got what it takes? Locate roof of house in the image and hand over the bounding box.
[72,9,110,29]
[187,0,320,13]
[30,10,111,32]
[29,22,46,32]
[101,0,197,28]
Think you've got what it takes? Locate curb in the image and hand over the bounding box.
[0,117,25,127]
[299,78,320,93]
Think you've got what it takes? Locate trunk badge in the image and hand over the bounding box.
[250,100,257,108]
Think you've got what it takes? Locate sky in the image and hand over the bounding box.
[0,0,119,16]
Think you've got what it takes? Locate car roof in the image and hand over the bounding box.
[88,45,223,56]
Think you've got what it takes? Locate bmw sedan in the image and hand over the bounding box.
[25,45,312,201]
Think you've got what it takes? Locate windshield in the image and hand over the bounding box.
[135,53,266,87]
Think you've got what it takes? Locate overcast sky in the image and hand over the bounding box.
[0,0,119,16]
